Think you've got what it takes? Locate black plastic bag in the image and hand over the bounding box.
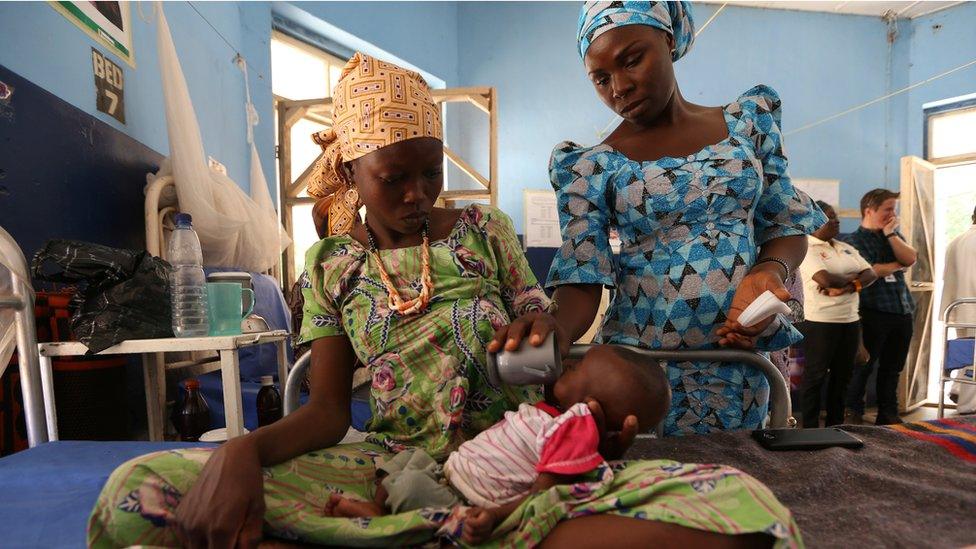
[32,240,173,353]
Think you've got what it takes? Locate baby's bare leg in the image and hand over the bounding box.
[323,482,389,518]
[462,507,498,545]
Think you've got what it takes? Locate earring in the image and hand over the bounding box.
[344,186,360,208]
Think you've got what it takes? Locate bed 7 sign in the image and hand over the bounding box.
[92,48,125,124]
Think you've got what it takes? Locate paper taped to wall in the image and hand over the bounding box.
[523,190,562,248]
[793,178,840,209]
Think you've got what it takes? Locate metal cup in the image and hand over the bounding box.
[486,332,562,386]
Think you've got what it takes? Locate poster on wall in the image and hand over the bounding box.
[51,1,134,67]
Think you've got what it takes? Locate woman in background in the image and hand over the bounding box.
[797,201,876,428]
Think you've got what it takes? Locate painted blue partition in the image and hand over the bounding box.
[0,64,164,269]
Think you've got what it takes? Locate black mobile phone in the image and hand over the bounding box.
[752,427,864,451]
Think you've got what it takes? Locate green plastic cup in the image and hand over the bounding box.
[206,282,255,336]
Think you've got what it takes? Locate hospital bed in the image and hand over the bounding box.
[3,350,974,546]
[3,338,974,546]
[5,223,974,545]
[144,174,178,261]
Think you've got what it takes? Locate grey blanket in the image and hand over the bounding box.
[627,418,976,548]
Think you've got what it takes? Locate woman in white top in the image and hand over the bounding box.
[798,202,878,428]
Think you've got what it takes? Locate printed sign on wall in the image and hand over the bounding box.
[793,179,840,210]
[92,48,125,124]
[52,1,134,66]
[523,190,562,249]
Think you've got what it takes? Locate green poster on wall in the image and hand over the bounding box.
[51,1,134,67]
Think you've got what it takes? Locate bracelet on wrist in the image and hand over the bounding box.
[885,232,898,239]
[753,257,791,281]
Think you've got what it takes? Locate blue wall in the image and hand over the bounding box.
[906,2,976,158]
[2,1,973,240]
[886,18,912,192]
[0,0,461,263]
[286,2,459,85]
[0,1,459,204]
[0,63,165,264]
[0,2,274,192]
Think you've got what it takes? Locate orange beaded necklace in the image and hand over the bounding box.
[364,218,434,316]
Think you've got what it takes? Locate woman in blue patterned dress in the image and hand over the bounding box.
[492,1,826,436]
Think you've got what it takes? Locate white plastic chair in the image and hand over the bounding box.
[0,226,52,446]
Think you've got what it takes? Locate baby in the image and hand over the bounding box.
[324,345,669,544]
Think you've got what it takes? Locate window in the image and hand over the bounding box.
[271,32,346,285]
[271,32,345,101]
[925,96,976,163]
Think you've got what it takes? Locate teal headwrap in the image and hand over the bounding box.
[577,1,695,61]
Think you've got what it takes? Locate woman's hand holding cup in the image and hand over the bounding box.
[488,311,570,358]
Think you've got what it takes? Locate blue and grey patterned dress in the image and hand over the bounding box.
[547,85,826,435]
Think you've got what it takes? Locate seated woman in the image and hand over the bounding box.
[88,52,799,548]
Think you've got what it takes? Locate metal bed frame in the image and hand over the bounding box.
[0,228,49,447]
[938,297,976,418]
[144,175,178,261]
[283,344,795,434]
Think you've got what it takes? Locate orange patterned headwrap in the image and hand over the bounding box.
[307,52,443,236]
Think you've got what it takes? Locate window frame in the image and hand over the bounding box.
[924,96,976,165]
[271,30,347,287]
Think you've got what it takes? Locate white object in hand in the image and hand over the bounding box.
[737,290,791,327]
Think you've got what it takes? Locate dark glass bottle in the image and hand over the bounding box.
[257,375,282,427]
[177,378,211,442]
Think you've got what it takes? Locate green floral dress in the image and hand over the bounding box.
[87,205,801,548]
[298,204,546,459]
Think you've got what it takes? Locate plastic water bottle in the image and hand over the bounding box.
[169,212,210,337]
[256,375,282,427]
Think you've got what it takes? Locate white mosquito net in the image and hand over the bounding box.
[153,2,290,272]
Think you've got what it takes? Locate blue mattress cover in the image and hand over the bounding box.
[0,441,213,548]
